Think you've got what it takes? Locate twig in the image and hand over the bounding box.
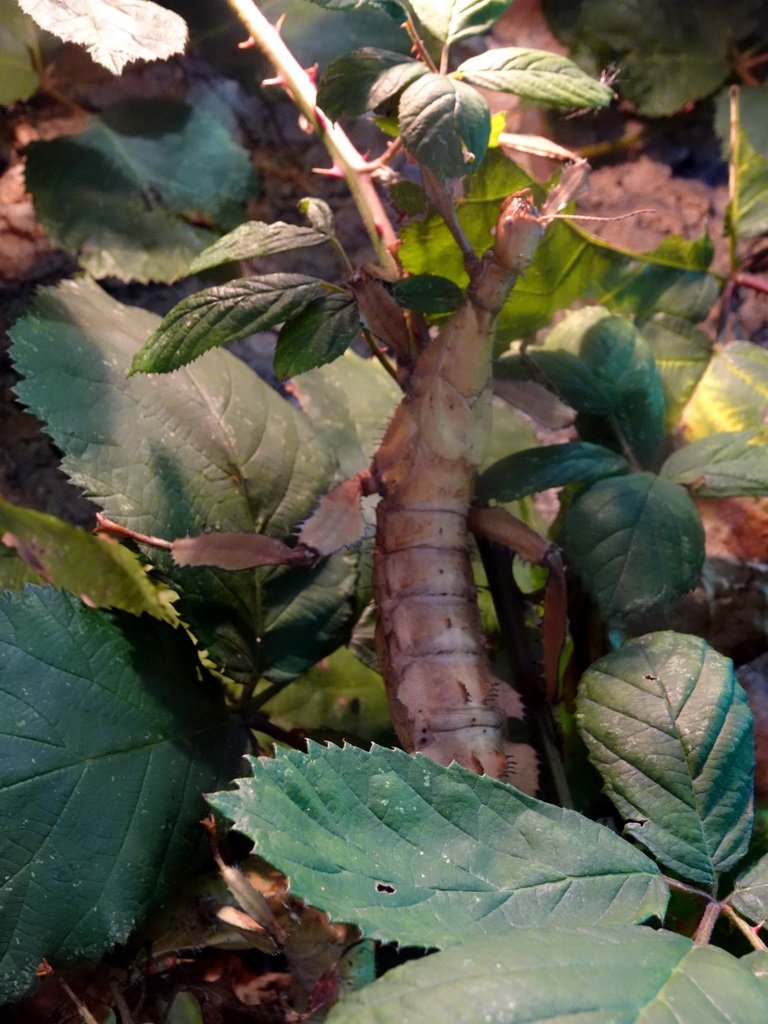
[225,0,398,276]
[93,513,172,550]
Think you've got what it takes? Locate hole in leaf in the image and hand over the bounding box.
[375,881,397,894]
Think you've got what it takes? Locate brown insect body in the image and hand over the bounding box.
[372,196,544,788]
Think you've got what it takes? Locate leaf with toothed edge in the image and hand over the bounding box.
[208,742,668,949]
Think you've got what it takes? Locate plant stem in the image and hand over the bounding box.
[224,0,398,276]
[693,899,721,944]
[722,903,768,951]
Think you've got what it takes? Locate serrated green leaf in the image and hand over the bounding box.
[274,292,361,378]
[17,0,187,75]
[317,48,426,118]
[563,473,705,619]
[681,341,768,439]
[131,275,324,374]
[303,0,404,17]
[325,926,768,1024]
[0,586,242,1003]
[732,852,768,925]
[290,349,401,479]
[24,100,256,283]
[639,314,713,429]
[541,310,666,465]
[10,277,353,684]
[399,73,490,179]
[209,743,667,948]
[454,47,613,108]
[187,222,328,275]
[660,430,768,496]
[577,631,754,884]
[0,0,39,104]
[0,499,178,623]
[0,543,39,593]
[399,151,719,335]
[408,0,512,45]
[477,442,629,502]
[298,196,335,235]
[391,274,463,313]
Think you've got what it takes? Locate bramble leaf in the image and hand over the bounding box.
[399,73,490,178]
[639,314,713,429]
[731,852,768,925]
[24,100,256,283]
[0,0,39,104]
[323,926,768,1024]
[317,48,426,118]
[408,0,512,46]
[130,275,324,374]
[477,442,629,502]
[680,340,768,440]
[209,743,668,949]
[0,586,242,1003]
[391,274,463,314]
[454,48,614,108]
[578,631,754,884]
[563,473,705,619]
[187,222,328,275]
[274,292,361,378]
[16,0,187,75]
[0,499,179,623]
[660,430,768,496]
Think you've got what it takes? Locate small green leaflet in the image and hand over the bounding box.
[0,499,179,624]
[324,927,768,1024]
[639,314,712,430]
[408,0,512,46]
[477,441,629,503]
[563,473,705,620]
[578,631,754,885]
[399,73,490,179]
[274,292,361,378]
[130,275,324,374]
[453,48,614,108]
[660,430,768,496]
[187,221,328,275]
[16,0,187,75]
[731,851,768,925]
[390,274,463,314]
[208,743,668,949]
[0,586,243,1003]
[317,48,426,119]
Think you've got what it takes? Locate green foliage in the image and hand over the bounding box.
[542,0,764,116]
[208,743,668,948]
[477,441,629,502]
[453,47,614,107]
[186,220,330,275]
[16,0,187,74]
[0,586,242,1002]
[323,928,768,1024]
[717,87,768,241]
[273,291,361,378]
[578,632,754,884]
[563,473,705,620]
[0,499,179,623]
[660,430,768,496]
[25,99,257,283]
[681,341,768,439]
[638,314,713,429]
[0,0,39,104]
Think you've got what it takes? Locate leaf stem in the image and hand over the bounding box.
[224,0,398,275]
[361,327,402,386]
[693,898,720,944]
[721,903,768,951]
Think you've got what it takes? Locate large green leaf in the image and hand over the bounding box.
[477,442,629,502]
[660,430,768,496]
[131,275,324,374]
[578,631,754,885]
[209,744,668,949]
[408,0,512,45]
[0,0,39,104]
[731,851,768,925]
[681,341,768,440]
[317,48,427,118]
[17,0,187,74]
[562,473,705,620]
[10,277,352,684]
[541,310,666,466]
[186,221,329,275]
[638,314,713,430]
[0,585,243,1003]
[0,499,179,623]
[454,48,613,108]
[24,100,256,283]
[398,73,491,178]
[399,151,719,336]
[274,291,361,378]
[324,926,768,1024]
